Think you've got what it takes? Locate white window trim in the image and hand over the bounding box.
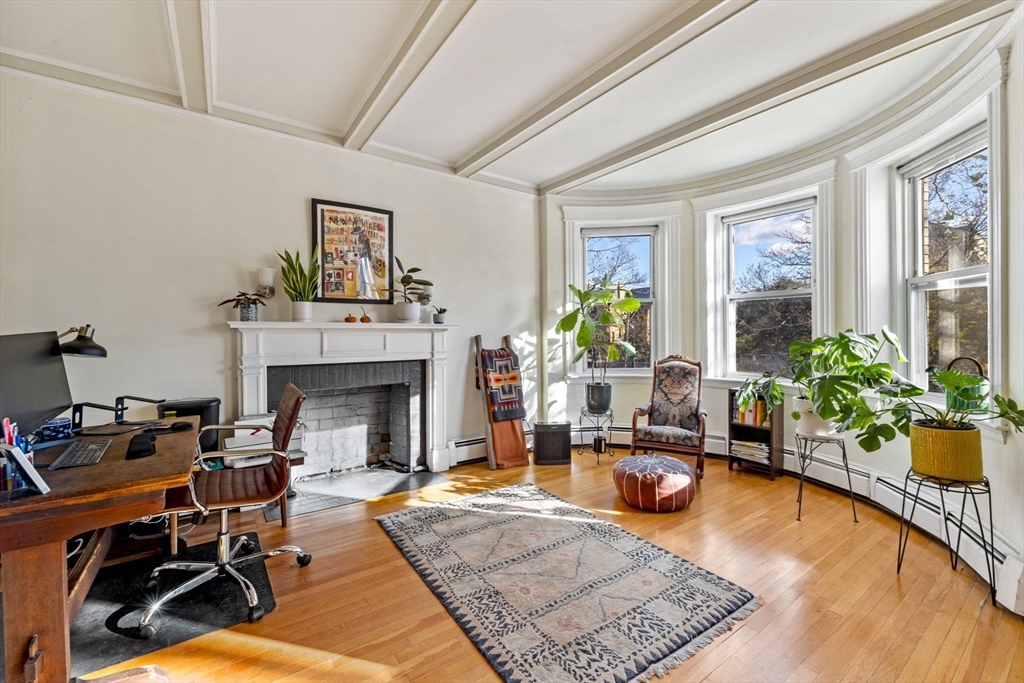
[694,161,835,382]
[562,201,682,383]
[846,46,1007,442]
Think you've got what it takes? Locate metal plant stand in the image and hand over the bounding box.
[794,431,858,523]
[897,471,996,606]
[578,408,614,464]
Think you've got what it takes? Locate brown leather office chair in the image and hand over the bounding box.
[631,356,708,478]
[138,383,311,638]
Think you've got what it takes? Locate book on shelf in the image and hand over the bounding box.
[731,396,771,427]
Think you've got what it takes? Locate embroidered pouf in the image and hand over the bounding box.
[613,454,696,512]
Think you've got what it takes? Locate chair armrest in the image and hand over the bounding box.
[186,449,289,514]
[632,403,651,433]
[198,424,267,434]
[696,401,708,418]
[198,448,287,460]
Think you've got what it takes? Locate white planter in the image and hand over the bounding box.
[793,397,836,436]
[395,301,421,323]
[291,301,313,323]
[433,313,446,324]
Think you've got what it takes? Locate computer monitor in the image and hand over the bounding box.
[0,331,74,435]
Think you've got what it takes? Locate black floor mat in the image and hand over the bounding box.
[1,531,276,678]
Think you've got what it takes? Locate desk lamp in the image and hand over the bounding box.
[58,324,107,357]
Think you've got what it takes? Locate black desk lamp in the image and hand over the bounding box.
[58,325,107,357]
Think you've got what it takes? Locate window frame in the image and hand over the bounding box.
[562,202,682,383]
[899,126,991,393]
[723,198,817,375]
[693,163,835,383]
[581,226,656,373]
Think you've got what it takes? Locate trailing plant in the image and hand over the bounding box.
[738,327,1024,452]
[433,306,447,314]
[556,280,641,384]
[277,250,320,302]
[390,257,432,303]
[217,291,266,309]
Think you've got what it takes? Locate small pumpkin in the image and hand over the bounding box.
[360,306,372,323]
[344,313,357,323]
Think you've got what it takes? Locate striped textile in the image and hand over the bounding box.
[613,455,696,512]
[476,347,526,422]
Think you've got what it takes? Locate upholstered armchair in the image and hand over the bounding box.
[631,356,707,478]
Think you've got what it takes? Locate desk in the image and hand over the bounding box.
[0,417,196,683]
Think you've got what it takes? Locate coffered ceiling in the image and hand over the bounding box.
[0,0,1015,195]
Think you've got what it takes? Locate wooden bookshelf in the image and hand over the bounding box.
[727,388,784,481]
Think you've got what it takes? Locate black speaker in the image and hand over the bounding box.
[533,421,571,465]
[157,397,221,452]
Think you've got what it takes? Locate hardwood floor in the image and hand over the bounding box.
[85,455,1024,682]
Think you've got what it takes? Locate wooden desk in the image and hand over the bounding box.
[0,417,196,683]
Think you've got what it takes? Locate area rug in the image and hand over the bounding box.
[264,469,450,522]
[377,483,759,683]
[0,532,276,678]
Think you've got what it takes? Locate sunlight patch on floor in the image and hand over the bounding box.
[82,629,396,682]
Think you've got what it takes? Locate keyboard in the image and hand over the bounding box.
[48,439,112,470]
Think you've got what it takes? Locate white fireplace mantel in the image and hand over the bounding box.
[227,321,455,471]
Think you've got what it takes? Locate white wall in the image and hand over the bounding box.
[540,26,1024,552]
[0,74,540,444]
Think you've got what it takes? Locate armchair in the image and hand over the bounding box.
[631,356,707,478]
[138,382,312,638]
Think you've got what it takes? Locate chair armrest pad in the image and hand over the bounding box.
[697,402,708,417]
[199,424,266,434]
[635,403,651,416]
[196,449,287,461]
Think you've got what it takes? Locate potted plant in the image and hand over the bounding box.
[278,249,320,322]
[556,280,641,413]
[390,257,432,323]
[739,327,1024,482]
[737,327,908,436]
[432,307,447,324]
[218,291,266,322]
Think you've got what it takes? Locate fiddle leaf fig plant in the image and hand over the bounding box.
[556,280,641,384]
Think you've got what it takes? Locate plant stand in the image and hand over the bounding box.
[897,471,996,606]
[794,431,857,523]
[578,408,614,464]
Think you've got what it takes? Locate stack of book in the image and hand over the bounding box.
[730,440,771,464]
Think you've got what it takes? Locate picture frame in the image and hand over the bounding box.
[311,198,394,304]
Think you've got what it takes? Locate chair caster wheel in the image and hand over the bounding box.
[297,553,312,567]
[247,604,265,623]
[145,578,159,593]
[239,538,255,554]
[139,624,157,639]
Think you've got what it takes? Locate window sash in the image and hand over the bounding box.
[580,226,657,374]
[724,199,816,376]
[902,131,990,393]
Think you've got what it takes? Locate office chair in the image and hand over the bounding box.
[138,383,312,638]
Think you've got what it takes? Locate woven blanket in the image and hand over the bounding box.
[477,347,526,422]
[377,484,759,683]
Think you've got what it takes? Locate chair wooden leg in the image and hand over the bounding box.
[697,453,705,479]
[169,513,178,555]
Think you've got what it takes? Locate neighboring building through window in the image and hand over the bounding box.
[582,228,655,370]
[902,133,989,392]
[725,201,815,374]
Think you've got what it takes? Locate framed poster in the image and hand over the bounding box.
[311,198,394,304]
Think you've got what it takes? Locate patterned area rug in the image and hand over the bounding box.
[377,483,759,683]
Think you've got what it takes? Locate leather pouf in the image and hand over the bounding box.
[613,455,696,512]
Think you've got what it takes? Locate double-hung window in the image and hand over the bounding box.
[724,200,816,375]
[901,129,989,392]
[581,227,655,370]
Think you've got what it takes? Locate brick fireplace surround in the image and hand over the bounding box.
[227,322,453,474]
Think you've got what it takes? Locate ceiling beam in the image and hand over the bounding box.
[540,0,1016,195]
[165,0,208,113]
[455,0,757,178]
[344,0,475,151]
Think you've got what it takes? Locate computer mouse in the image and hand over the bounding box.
[171,421,193,432]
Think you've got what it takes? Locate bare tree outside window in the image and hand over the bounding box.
[584,234,653,369]
[915,149,989,390]
[730,209,813,374]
